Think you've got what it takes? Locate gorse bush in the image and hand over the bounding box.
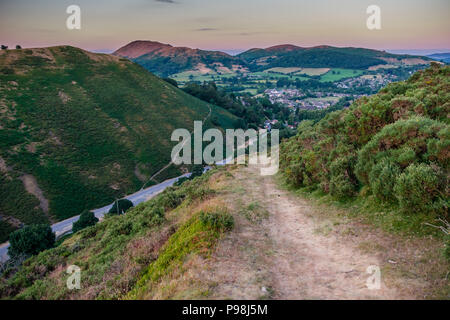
[329,156,357,198]
[356,116,448,185]
[394,163,447,215]
[369,158,401,203]
[280,65,449,219]
[8,224,55,257]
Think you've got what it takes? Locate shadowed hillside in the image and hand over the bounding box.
[0,46,238,241]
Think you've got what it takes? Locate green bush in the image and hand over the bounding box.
[155,188,184,210]
[108,199,134,215]
[8,224,55,257]
[190,164,204,179]
[72,210,98,233]
[200,210,234,231]
[394,163,447,215]
[369,158,401,203]
[174,177,189,186]
[329,156,357,199]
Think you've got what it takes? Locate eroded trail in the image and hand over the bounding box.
[262,174,400,299]
[207,165,428,300]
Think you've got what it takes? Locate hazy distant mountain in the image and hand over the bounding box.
[427,53,450,63]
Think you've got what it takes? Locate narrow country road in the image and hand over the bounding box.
[0,173,191,262]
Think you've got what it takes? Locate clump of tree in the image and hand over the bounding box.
[72,210,99,233]
[280,64,449,218]
[108,199,134,215]
[190,164,204,179]
[15,45,21,49]
[182,81,292,129]
[1,45,8,50]
[8,224,55,257]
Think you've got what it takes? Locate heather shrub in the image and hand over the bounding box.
[199,210,234,232]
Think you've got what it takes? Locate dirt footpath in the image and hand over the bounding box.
[205,165,443,300]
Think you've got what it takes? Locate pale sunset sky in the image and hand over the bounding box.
[0,0,449,54]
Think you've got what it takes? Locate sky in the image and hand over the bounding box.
[0,0,449,54]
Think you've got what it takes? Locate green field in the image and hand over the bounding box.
[171,70,238,84]
[319,68,363,82]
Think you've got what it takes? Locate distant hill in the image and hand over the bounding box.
[427,53,450,63]
[114,41,433,77]
[0,46,238,241]
[113,40,242,77]
[237,45,432,71]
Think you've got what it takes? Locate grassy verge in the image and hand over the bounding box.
[126,208,233,299]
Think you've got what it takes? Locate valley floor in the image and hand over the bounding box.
[199,165,448,299]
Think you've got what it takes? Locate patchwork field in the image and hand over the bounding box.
[319,68,363,82]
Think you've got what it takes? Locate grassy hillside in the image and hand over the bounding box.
[0,46,238,241]
[280,64,449,232]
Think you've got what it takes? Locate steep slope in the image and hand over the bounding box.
[0,46,238,241]
[113,40,243,77]
[280,64,449,221]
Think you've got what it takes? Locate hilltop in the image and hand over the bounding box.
[0,46,238,241]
